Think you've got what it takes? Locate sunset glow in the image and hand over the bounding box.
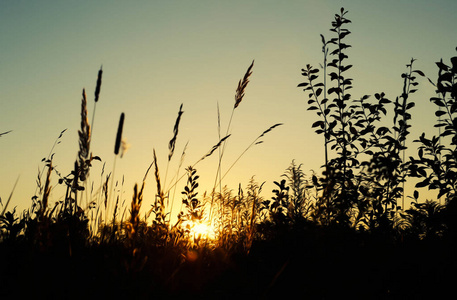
[1,2,456,298]
[188,221,216,241]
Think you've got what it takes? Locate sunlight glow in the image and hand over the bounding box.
[188,221,216,241]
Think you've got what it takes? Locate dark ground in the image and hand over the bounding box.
[1,226,456,300]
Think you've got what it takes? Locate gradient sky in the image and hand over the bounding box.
[1,0,456,216]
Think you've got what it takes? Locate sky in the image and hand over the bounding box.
[1,0,456,217]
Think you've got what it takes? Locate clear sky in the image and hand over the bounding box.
[1,0,456,216]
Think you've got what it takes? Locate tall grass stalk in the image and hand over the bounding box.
[153,149,165,222]
[33,129,67,198]
[40,161,52,219]
[210,61,254,228]
[218,123,283,186]
[107,113,124,222]
[0,130,12,137]
[77,89,91,212]
[215,60,254,191]
[168,141,188,226]
[164,104,184,206]
[164,134,231,196]
[90,66,103,136]
[0,176,20,217]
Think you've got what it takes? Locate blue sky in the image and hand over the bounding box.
[1,0,456,215]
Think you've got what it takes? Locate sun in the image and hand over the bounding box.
[188,220,216,240]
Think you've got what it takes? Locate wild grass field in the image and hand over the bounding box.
[1,8,457,299]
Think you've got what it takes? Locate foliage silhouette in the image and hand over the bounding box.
[299,8,427,232]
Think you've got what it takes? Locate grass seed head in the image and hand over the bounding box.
[114,113,125,155]
[94,66,103,103]
[234,60,254,108]
[168,103,184,161]
[78,89,91,181]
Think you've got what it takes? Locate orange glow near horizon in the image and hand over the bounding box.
[185,219,216,242]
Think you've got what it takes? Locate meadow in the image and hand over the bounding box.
[1,8,457,299]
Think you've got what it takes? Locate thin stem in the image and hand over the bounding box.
[107,155,117,222]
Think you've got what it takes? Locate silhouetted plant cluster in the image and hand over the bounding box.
[296,8,457,241]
